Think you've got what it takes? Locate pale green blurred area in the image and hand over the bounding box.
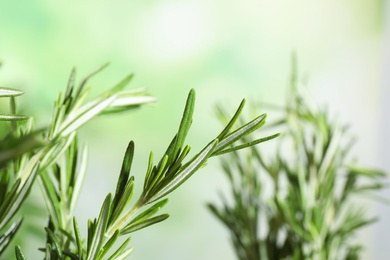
[0,0,385,259]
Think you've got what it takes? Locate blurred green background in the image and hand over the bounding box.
[0,0,386,259]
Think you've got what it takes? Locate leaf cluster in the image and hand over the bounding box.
[45,89,278,260]
[0,65,155,258]
[1,65,278,259]
[208,67,386,260]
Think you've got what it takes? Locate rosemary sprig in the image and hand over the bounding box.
[40,88,278,259]
[1,64,279,259]
[208,71,386,259]
[0,65,155,258]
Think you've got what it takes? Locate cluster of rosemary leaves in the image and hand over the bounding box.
[208,67,386,260]
[0,65,278,259]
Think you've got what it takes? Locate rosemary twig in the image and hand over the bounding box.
[208,69,386,260]
[1,65,278,259]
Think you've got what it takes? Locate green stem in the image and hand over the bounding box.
[104,199,143,243]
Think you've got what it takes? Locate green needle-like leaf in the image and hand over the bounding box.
[0,179,21,229]
[44,228,62,258]
[216,99,246,140]
[213,133,281,156]
[0,162,39,230]
[0,87,24,97]
[147,155,169,191]
[121,214,169,235]
[0,114,29,121]
[165,88,195,165]
[64,68,76,105]
[59,95,117,137]
[73,217,84,259]
[112,141,134,211]
[73,63,109,104]
[0,218,23,255]
[106,74,134,95]
[107,238,132,260]
[110,178,134,224]
[15,246,27,260]
[173,89,195,155]
[40,173,63,228]
[69,144,88,214]
[87,194,112,260]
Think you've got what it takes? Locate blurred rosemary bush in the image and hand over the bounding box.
[0,65,278,259]
[208,66,386,260]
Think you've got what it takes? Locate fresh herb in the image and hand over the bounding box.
[208,61,386,260]
[0,65,278,259]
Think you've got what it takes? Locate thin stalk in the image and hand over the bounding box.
[104,199,143,243]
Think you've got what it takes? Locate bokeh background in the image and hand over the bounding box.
[0,0,388,259]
